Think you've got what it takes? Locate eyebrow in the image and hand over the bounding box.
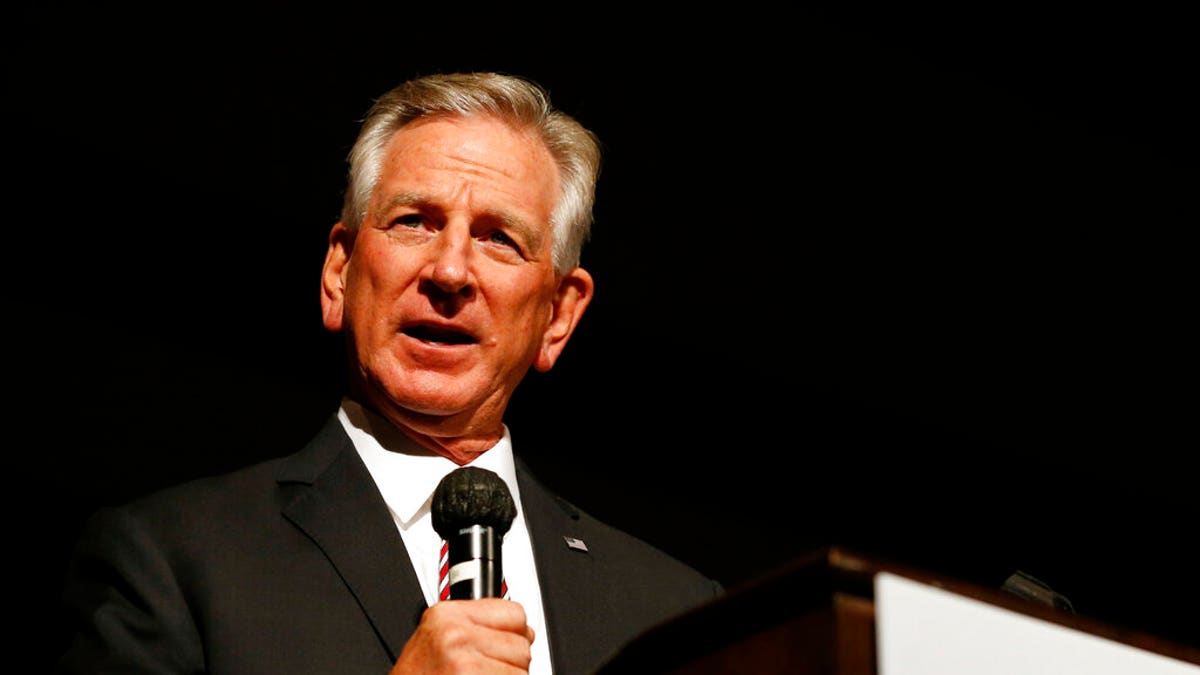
[381,191,546,253]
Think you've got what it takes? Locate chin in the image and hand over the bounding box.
[380,378,485,418]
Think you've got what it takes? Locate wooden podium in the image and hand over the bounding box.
[595,546,1200,674]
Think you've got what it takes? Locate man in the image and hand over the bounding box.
[58,72,722,674]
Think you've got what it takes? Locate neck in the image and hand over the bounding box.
[398,426,499,465]
[348,393,504,465]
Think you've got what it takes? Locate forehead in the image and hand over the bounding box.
[382,115,560,198]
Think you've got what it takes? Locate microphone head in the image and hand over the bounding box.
[431,466,517,539]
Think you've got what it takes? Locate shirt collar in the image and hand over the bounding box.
[337,398,521,526]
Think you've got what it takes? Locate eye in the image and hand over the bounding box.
[487,230,517,248]
[478,228,526,261]
[393,213,425,228]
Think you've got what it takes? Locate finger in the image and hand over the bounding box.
[393,603,533,674]
[447,598,529,632]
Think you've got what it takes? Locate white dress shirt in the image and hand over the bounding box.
[338,398,553,674]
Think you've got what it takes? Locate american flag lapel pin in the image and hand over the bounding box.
[563,536,588,552]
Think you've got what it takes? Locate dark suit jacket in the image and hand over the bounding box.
[57,414,722,674]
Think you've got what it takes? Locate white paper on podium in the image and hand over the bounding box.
[875,572,1199,675]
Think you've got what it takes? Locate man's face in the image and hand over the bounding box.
[321,114,591,439]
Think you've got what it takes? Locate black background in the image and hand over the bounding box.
[15,4,1197,656]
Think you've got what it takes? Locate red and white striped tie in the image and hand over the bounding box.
[438,539,451,601]
[438,539,507,601]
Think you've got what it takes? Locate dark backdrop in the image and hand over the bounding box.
[16,5,1196,656]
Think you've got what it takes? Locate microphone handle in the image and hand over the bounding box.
[446,524,504,599]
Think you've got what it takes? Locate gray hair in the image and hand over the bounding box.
[341,72,602,273]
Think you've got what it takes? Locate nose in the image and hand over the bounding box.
[424,226,473,298]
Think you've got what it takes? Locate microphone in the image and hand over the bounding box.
[431,466,517,600]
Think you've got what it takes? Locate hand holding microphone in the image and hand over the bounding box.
[390,467,531,674]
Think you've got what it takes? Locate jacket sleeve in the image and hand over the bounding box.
[57,506,206,674]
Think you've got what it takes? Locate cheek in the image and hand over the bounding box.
[350,240,392,281]
[342,253,405,331]
[486,280,552,343]
[349,242,413,295]
[512,286,558,342]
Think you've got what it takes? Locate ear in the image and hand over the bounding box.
[320,222,354,332]
[534,267,595,372]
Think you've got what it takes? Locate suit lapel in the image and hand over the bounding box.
[517,460,610,675]
[277,416,428,662]
[273,419,629,671]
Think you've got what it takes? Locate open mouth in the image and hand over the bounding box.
[403,324,477,345]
